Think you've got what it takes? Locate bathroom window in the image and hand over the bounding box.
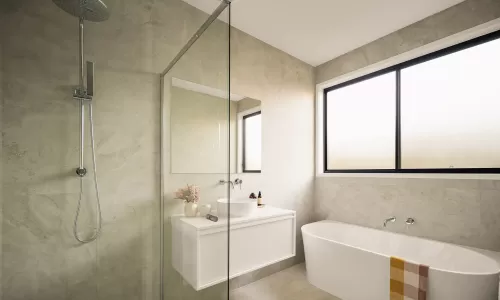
[241,110,262,173]
[401,37,500,169]
[323,30,500,173]
[325,72,396,170]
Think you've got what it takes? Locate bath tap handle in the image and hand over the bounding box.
[406,217,415,225]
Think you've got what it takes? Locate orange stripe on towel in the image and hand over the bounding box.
[390,257,429,300]
[391,257,405,269]
[390,257,405,299]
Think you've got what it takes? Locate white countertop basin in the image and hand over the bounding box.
[217,197,258,217]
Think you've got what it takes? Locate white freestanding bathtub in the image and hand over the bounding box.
[302,221,500,300]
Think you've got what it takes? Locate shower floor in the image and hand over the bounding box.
[230,263,340,300]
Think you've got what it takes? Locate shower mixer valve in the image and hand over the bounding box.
[76,167,87,177]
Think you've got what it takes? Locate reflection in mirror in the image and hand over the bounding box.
[170,78,262,174]
[241,111,261,173]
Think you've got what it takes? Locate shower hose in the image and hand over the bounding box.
[73,101,103,243]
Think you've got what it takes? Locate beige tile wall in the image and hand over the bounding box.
[315,177,500,251]
[1,0,162,298]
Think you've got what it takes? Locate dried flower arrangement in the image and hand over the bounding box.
[175,184,200,203]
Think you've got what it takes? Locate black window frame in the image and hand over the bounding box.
[323,29,500,174]
[242,111,262,173]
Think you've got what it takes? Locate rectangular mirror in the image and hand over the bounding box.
[170,78,262,174]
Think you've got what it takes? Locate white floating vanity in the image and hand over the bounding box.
[171,206,296,290]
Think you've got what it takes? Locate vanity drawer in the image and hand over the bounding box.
[172,207,296,290]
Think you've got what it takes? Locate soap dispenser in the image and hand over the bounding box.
[257,191,263,207]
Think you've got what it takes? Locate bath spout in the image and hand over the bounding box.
[383,217,396,227]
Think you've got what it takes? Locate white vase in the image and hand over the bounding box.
[184,202,198,217]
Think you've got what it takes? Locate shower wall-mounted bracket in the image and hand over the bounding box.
[73,89,93,101]
[72,61,95,101]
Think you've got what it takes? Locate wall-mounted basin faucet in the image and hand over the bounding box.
[219,179,234,189]
[219,179,243,189]
[383,217,396,227]
[234,178,243,189]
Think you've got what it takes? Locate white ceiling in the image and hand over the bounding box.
[182,0,465,66]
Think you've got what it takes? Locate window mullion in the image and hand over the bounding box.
[396,69,402,170]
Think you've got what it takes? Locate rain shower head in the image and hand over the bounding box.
[52,0,110,22]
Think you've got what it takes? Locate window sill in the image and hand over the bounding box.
[316,172,500,180]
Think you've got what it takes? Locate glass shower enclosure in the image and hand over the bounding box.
[160,1,233,300]
[1,0,233,300]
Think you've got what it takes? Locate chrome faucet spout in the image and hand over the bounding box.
[383,217,396,227]
[219,179,235,189]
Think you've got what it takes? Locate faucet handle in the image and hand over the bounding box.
[234,178,243,189]
[405,217,415,225]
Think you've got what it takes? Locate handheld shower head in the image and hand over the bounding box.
[52,0,111,22]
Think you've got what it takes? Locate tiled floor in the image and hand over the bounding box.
[230,263,341,300]
[231,262,500,300]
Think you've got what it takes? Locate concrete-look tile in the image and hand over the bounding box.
[479,180,500,190]
[315,176,500,251]
[230,261,283,290]
[230,264,340,300]
[479,190,500,243]
[289,286,341,300]
[2,1,160,299]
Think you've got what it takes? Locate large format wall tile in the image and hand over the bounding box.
[1,1,160,299]
[315,177,500,251]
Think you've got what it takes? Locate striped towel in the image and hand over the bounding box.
[390,257,429,300]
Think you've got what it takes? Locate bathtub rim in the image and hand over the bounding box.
[302,220,500,276]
